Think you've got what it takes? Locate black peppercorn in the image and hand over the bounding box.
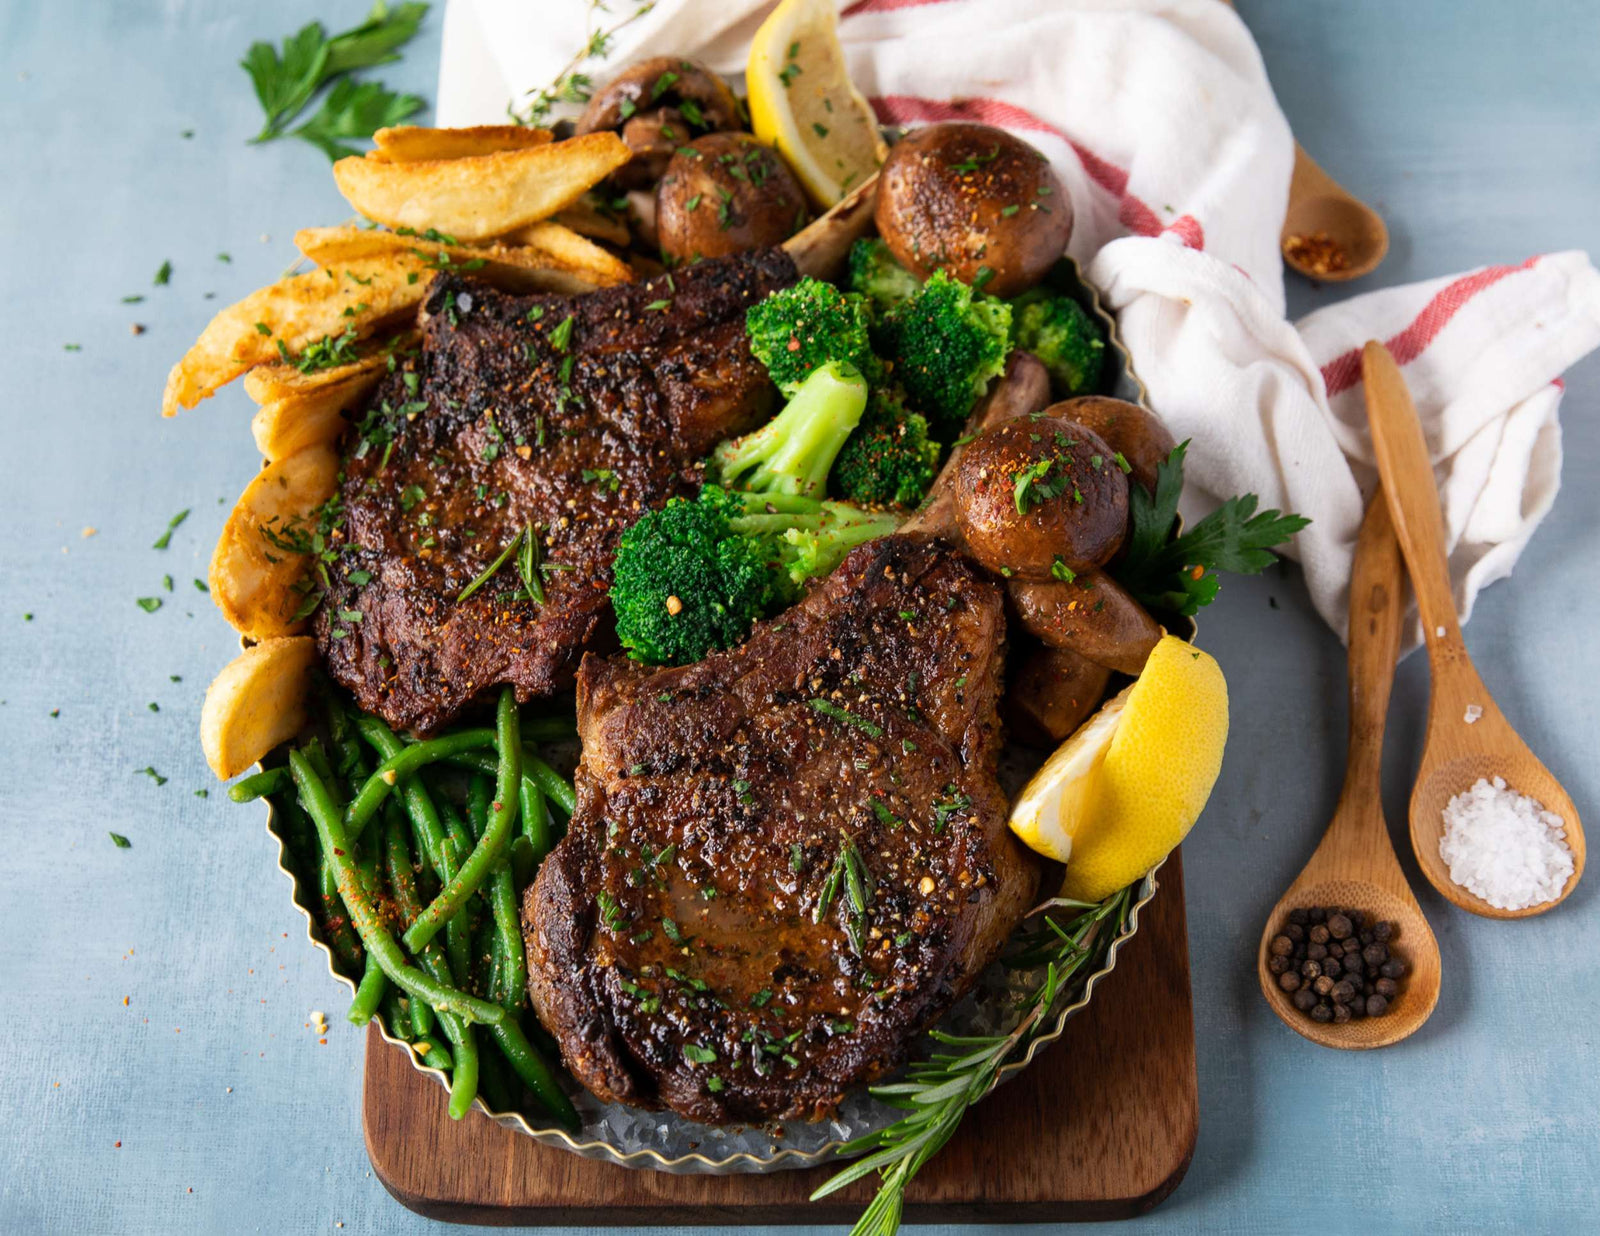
[1380,958,1407,980]
[1279,971,1302,992]
[1365,994,1388,1017]
[1293,987,1318,1012]
[1269,954,1291,975]
[1327,913,1352,940]
[1301,960,1322,980]
[1375,977,1398,998]
[1288,908,1309,925]
[1285,922,1305,942]
[1322,955,1342,977]
[1372,921,1393,943]
[1270,935,1294,957]
[1332,980,1355,1004]
[1311,1002,1333,1022]
[1309,924,1330,945]
[1313,975,1334,996]
[1363,943,1388,967]
[1307,942,1328,962]
[1273,906,1406,1027]
[1309,908,1326,923]
[1333,1003,1352,1023]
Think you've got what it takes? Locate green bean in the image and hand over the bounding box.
[289,750,505,1026]
[355,716,458,880]
[384,809,479,1117]
[399,690,521,955]
[383,805,437,1040]
[476,1042,514,1113]
[315,847,362,969]
[342,729,497,837]
[489,863,527,1011]
[382,990,413,1042]
[518,779,553,861]
[508,836,537,892]
[491,1017,579,1131]
[444,749,576,818]
[230,766,290,802]
[414,1036,454,1071]
[432,797,478,988]
[348,955,387,1027]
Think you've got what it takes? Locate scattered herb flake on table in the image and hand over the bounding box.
[109,832,132,848]
[152,508,190,549]
[153,261,172,286]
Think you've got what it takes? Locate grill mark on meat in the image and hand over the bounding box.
[524,535,1040,1123]
[316,250,797,733]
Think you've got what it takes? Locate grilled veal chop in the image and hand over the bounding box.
[316,250,797,733]
[524,534,1040,1123]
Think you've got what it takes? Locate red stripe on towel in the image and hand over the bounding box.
[1319,257,1542,397]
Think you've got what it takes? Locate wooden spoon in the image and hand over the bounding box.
[1257,490,1441,1048]
[1215,0,1387,281]
[1280,146,1389,282]
[1362,341,1586,917]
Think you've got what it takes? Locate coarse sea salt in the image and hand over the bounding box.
[1439,776,1573,910]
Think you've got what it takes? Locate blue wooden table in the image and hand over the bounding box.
[3,2,1597,1232]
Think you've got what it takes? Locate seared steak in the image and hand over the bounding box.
[524,534,1039,1123]
[316,250,796,733]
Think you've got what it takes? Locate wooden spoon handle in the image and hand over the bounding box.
[1361,342,1462,646]
[1344,488,1405,790]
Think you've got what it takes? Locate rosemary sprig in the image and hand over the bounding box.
[509,1,658,127]
[811,888,1134,1236]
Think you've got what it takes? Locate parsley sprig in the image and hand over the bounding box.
[241,3,428,159]
[1111,441,1309,616]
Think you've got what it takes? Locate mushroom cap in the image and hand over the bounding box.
[953,416,1129,579]
[575,57,741,136]
[875,122,1073,299]
[657,132,809,262]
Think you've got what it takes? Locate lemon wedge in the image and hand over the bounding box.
[1010,636,1229,902]
[746,0,887,207]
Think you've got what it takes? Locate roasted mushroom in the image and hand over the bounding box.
[953,416,1129,580]
[876,122,1073,298]
[657,132,809,262]
[1046,396,1176,494]
[576,57,742,190]
[1003,643,1113,747]
[1008,571,1162,676]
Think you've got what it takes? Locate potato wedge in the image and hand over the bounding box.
[162,256,431,416]
[251,362,387,461]
[243,330,421,406]
[550,197,631,247]
[201,637,317,780]
[371,124,553,162]
[296,224,633,292]
[330,132,630,242]
[209,444,341,640]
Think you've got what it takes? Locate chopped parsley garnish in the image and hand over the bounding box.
[971,265,996,292]
[870,799,902,829]
[750,988,774,1008]
[595,889,627,932]
[153,261,172,286]
[277,326,359,374]
[135,597,163,613]
[932,787,971,834]
[136,766,168,786]
[1012,457,1074,515]
[109,832,132,848]
[705,1075,724,1092]
[682,1043,716,1065]
[662,917,685,944]
[152,508,190,549]
[1050,556,1076,584]
[548,314,575,352]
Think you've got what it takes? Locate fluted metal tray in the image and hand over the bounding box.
[268,254,1175,1174]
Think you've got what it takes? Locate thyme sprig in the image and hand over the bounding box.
[811,887,1134,1236]
[509,1,658,127]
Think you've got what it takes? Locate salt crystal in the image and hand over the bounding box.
[1439,776,1572,910]
[1463,704,1483,724]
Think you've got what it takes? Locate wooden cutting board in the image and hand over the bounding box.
[364,850,1197,1225]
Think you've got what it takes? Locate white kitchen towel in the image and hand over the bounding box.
[438,0,1600,639]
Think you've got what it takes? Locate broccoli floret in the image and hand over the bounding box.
[709,360,869,498]
[745,276,880,396]
[609,486,901,665]
[878,270,1013,430]
[1010,291,1107,396]
[831,387,941,509]
[847,238,922,318]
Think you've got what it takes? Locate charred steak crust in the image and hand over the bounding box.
[524,535,1041,1124]
[316,249,797,733]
